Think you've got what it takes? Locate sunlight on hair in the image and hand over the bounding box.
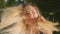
[0,4,59,34]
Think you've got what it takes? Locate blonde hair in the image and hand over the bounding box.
[0,4,59,34]
[23,4,59,34]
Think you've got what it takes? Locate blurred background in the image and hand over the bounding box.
[0,0,60,34]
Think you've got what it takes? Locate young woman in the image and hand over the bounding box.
[0,3,59,34]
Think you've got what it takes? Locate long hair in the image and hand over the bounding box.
[22,4,59,34]
[0,4,59,34]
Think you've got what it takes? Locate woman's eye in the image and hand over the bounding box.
[24,13,29,15]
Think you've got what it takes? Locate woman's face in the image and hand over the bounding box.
[23,5,39,20]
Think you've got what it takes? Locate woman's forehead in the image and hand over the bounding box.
[25,5,35,11]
